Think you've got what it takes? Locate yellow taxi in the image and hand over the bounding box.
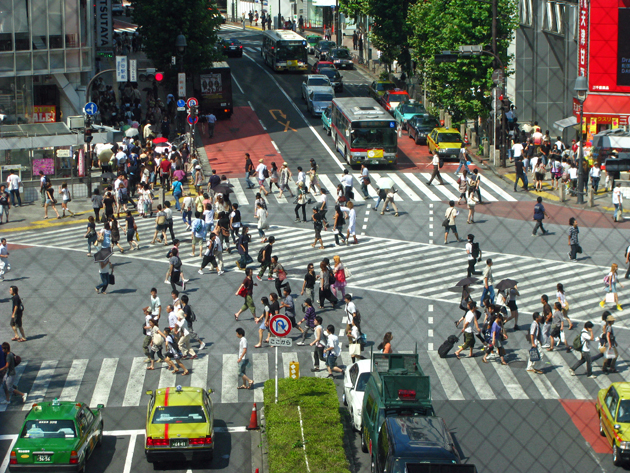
[596,382,630,466]
[427,127,464,160]
[145,385,215,465]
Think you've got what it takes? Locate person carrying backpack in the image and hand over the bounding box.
[0,342,26,404]
[569,321,597,378]
[465,234,481,277]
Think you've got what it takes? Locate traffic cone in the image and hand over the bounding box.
[247,403,259,430]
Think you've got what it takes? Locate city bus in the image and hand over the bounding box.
[261,29,308,72]
[330,97,398,166]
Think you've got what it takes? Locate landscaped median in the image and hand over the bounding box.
[263,377,350,473]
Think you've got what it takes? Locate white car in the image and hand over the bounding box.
[342,359,372,432]
[301,74,332,101]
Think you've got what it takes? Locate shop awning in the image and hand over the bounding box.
[583,93,630,116]
[553,115,578,131]
[0,122,109,151]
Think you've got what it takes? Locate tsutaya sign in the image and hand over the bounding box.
[96,0,113,49]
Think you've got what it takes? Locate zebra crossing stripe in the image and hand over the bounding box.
[458,357,497,400]
[91,358,119,407]
[488,360,529,399]
[221,354,239,403]
[569,349,610,389]
[0,362,26,412]
[404,174,441,201]
[419,173,459,201]
[123,357,148,406]
[158,363,172,389]
[387,173,422,201]
[23,360,58,411]
[191,356,209,391]
[481,176,518,202]
[253,353,270,402]
[318,174,339,197]
[59,359,89,402]
[231,179,250,205]
[544,351,590,399]
[428,352,465,400]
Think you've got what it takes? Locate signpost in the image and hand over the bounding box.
[269,337,292,347]
[84,102,98,116]
[186,97,198,108]
[187,115,199,125]
[269,314,292,403]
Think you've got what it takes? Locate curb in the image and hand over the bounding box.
[254,404,269,473]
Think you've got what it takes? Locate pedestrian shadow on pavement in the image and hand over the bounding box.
[108,288,137,294]
[23,333,47,342]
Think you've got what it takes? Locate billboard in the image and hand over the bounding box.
[588,0,630,93]
[200,73,223,100]
[33,105,56,123]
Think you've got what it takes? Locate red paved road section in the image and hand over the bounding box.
[7,244,31,250]
[473,201,627,229]
[397,131,478,173]
[560,399,611,454]
[200,106,280,178]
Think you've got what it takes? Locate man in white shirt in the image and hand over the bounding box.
[613,183,623,222]
[176,309,195,358]
[454,302,480,359]
[39,171,47,206]
[590,163,602,194]
[341,169,354,201]
[296,167,306,187]
[512,141,524,161]
[142,307,154,362]
[569,321,596,378]
[167,305,178,329]
[182,193,194,230]
[339,202,357,244]
[236,328,253,389]
[427,152,444,185]
[324,324,344,377]
[6,171,20,207]
[256,159,269,196]
[149,287,161,320]
[344,294,358,328]
[526,312,544,373]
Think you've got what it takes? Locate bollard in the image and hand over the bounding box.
[559,184,566,202]
[588,187,594,207]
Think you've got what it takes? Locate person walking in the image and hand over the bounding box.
[466,188,477,224]
[0,342,26,405]
[482,314,508,364]
[43,182,60,219]
[255,202,269,243]
[469,169,482,203]
[181,192,194,230]
[109,216,125,253]
[569,321,597,378]
[175,309,195,359]
[296,295,316,345]
[514,156,527,191]
[318,260,337,309]
[236,328,254,389]
[146,318,166,371]
[568,217,580,262]
[613,183,623,222]
[526,312,544,374]
[454,302,480,359]
[601,264,624,311]
[457,170,468,204]
[380,188,399,217]
[601,313,618,373]
[378,332,393,353]
[58,182,75,217]
[547,302,565,351]
[300,263,317,303]
[324,324,344,378]
[333,205,347,246]
[39,171,48,206]
[270,255,290,295]
[95,259,113,295]
[166,247,187,291]
[347,317,363,363]
[235,268,256,320]
[85,216,98,256]
[278,162,293,198]
[465,234,480,278]
[341,169,354,201]
[190,211,206,256]
[294,182,308,222]
[360,163,370,199]
[236,226,252,270]
[590,162,601,194]
[479,259,495,305]
[503,286,520,330]
[124,211,139,251]
[256,159,269,196]
[443,201,461,244]
[254,296,271,348]
[311,207,325,249]
[373,187,390,213]
[163,327,188,375]
[9,286,26,342]
[198,233,219,275]
[6,170,21,207]
[257,236,274,281]
[427,152,444,186]
[309,316,326,371]
[556,283,574,329]
[532,197,549,236]
[332,255,347,300]
[340,202,358,244]
[0,184,10,224]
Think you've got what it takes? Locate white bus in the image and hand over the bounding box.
[261,29,308,72]
[330,97,398,166]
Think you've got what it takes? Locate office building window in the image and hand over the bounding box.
[519,0,533,26]
[543,1,565,35]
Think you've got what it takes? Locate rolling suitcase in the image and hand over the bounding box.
[438,335,459,358]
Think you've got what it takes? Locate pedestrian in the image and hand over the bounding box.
[217,211,231,254]
[206,112,217,138]
[109,216,125,253]
[479,258,495,305]
[534,159,546,191]
[352,31,358,49]
[148,287,162,320]
[427,152,444,185]
[613,183,624,222]
[166,247,187,291]
[600,312,618,373]
[270,255,290,295]
[311,207,325,249]
[58,182,75,217]
[8,286,25,342]
[318,260,338,309]
[465,234,480,278]
[256,235,274,281]
[181,192,194,229]
[268,162,280,194]
[324,324,343,378]
[39,171,48,206]
[547,302,565,351]
[103,187,116,220]
[296,295,316,345]
[341,169,354,201]
[380,188,399,217]
[344,293,360,334]
[85,216,98,256]
[378,332,393,354]
[466,188,477,224]
[190,211,206,256]
[332,255,346,300]
[43,182,60,219]
[310,315,326,371]
[526,312,544,374]
[180,295,205,351]
[539,294,553,347]
[229,203,242,244]
[175,309,195,359]
[373,187,390,213]
[308,161,322,195]
[360,163,370,199]
[532,196,549,236]
[198,233,219,275]
[163,327,188,375]
[625,243,630,279]
[503,285,520,330]
[333,205,347,246]
[146,318,166,370]
[568,217,580,262]
[455,147,470,175]
[482,314,507,364]
[340,201,358,244]
[172,178,183,211]
[235,327,254,389]
[281,286,303,333]
[455,290,474,327]
[457,170,468,204]
[235,268,256,321]
[601,264,624,311]
[254,296,271,348]
[514,155,527,192]
[347,317,363,363]
[556,283,574,329]
[123,211,139,251]
[300,263,317,303]
[590,162,601,194]
[294,181,308,223]
[0,342,26,405]
[236,226,252,270]
[0,184,10,224]
[256,159,269,196]
[6,170,21,207]
[255,202,269,243]
[245,153,255,189]
[94,259,113,295]
[443,200,461,244]
[454,301,480,359]
[569,321,597,378]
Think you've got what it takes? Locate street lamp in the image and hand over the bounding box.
[574,75,588,204]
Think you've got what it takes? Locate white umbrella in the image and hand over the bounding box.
[154,144,172,154]
[375,176,395,190]
[125,127,139,137]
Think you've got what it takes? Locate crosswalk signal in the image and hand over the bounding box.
[155,72,164,82]
[84,127,93,144]
[434,51,458,64]
[189,105,198,120]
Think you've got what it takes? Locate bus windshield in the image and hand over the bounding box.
[276,43,307,61]
[351,128,397,148]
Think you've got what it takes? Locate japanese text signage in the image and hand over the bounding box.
[96,0,113,49]
[578,0,588,79]
[129,59,137,83]
[116,56,128,82]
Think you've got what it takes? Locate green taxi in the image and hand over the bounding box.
[597,382,630,466]
[392,100,427,130]
[9,399,104,472]
[321,105,332,136]
[306,34,320,54]
[145,385,215,465]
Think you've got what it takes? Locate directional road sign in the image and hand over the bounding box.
[187,115,199,125]
[269,337,293,347]
[269,314,292,337]
[186,97,198,108]
[177,99,186,108]
[84,102,98,115]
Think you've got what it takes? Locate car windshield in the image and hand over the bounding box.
[351,128,397,148]
[333,49,350,58]
[376,83,395,92]
[411,116,440,128]
[437,133,462,143]
[400,104,426,115]
[21,420,77,439]
[320,69,339,80]
[388,95,408,105]
[309,78,330,87]
[618,400,630,423]
[356,373,371,392]
[313,94,333,102]
[151,405,207,424]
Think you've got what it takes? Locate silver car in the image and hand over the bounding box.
[306,86,334,117]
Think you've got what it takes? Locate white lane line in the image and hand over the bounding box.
[247,100,255,111]
[0,437,17,473]
[570,349,610,389]
[191,356,209,391]
[0,362,27,412]
[122,357,148,407]
[387,173,422,201]
[428,352,464,400]
[244,52,345,171]
[59,359,89,402]
[459,358,497,400]
[158,365,172,389]
[271,141,281,153]
[259,119,267,130]
[23,360,58,410]
[230,179,250,206]
[405,173,441,201]
[221,354,239,403]
[545,351,591,399]
[90,358,119,407]
[232,74,244,94]
[253,353,270,403]
[122,432,137,473]
[481,175,518,201]
[318,174,339,195]
[487,362,529,399]
[420,173,459,200]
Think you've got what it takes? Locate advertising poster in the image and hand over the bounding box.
[200,73,222,100]
[32,158,55,176]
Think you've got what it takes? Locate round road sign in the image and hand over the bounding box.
[187,115,199,125]
[269,315,292,337]
[177,99,186,108]
[186,97,198,108]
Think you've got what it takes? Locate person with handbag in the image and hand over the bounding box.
[380,188,399,217]
[254,296,272,348]
[569,321,596,378]
[198,233,219,275]
[85,216,98,256]
[482,314,507,365]
[95,259,113,295]
[347,317,363,363]
[526,312,544,374]
[270,256,290,295]
[294,182,308,223]
[309,315,326,371]
[332,255,347,299]
[278,162,293,198]
[43,182,60,219]
[235,268,256,321]
[601,313,618,373]
[163,327,188,375]
[443,201,461,244]
[146,318,167,370]
[58,182,75,217]
[600,263,623,311]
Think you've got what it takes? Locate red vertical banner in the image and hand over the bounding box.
[579,0,589,78]
[78,148,85,178]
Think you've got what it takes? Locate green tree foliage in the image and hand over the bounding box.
[131,0,223,76]
[408,0,518,119]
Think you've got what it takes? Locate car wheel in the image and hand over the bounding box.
[614,444,623,466]
[415,136,422,145]
[97,422,104,446]
[361,429,368,453]
[370,457,376,473]
[599,414,606,437]
[327,126,331,136]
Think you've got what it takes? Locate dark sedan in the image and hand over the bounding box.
[221,38,243,57]
[407,114,441,145]
[318,67,343,92]
[329,48,353,69]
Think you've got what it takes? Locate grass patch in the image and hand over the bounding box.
[264,377,350,473]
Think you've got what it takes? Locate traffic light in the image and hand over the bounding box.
[434,51,458,64]
[84,127,93,143]
[500,95,511,112]
[189,105,198,120]
[155,72,164,82]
